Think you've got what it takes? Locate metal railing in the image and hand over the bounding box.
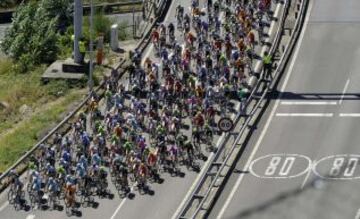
[0,1,144,24]
[175,0,311,217]
[0,0,172,193]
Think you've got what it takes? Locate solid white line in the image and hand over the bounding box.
[276,113,333,117]
[111,1,183,218]
[339,78,350,105]
[171,153,216,219]
[281,101,337,105]
[171,105,239,219]
[110,187,134,219]
[339,113,360,117]
[216,0,314,217]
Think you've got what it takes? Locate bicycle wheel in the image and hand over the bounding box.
[64,198,72,216]
[29,192,36,209]
[26,183,32,193]
[7,189,15,204]
[80,193,87,207]
[48,194,54,210]
[14,197,21,211]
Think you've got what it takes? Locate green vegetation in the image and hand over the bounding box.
[0,58,86,172]
[0,0,135,10]
[0,58,74,134]
[0,0,23,10]
[0,0,135,172]
[119,21,131,41]
[1,0,72,72]
[0,90,84,172]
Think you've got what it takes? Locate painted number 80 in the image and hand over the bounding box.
[265,156,295,176]
[329,157,358,177]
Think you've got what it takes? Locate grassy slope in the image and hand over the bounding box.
[0,58,86,172]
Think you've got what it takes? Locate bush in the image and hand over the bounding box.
[12,54,34,73]
[47,80,70,97]
[83,10,114,44]
[1,0,73,69]
[1,2,59,68]
[119,21,130,41]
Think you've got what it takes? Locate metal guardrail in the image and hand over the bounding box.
[0,1,144,24]
[176,0,311,217]
[0,0,171,193]
[83,1,142,7]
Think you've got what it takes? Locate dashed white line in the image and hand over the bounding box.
[276,113,333,117]
[216,0,314,217]
[339,78,350,105]
[339,113,360,117]
[280,101,337,105]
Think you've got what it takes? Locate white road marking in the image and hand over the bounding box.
[301,161,314,189]
[0,201,9,212]
[339,113,360,117]
[26,214,36,219]
[171,101,240,219]
[249,154,312,179]
[339,78,350,105]
[110,187,135,219]
[276,113,333,117]
[216,0,314,217]
[111,1,186,218]
[355,208,360,219]
[280,101,337,105]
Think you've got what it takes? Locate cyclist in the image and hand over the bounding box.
[30,173,43,206]
[175,4,184,22]
[47,177,59,195]
[45,163,56,179]
[76,163,86,179]
[9,170,24,207]
[98,166,108,193]
[168,22,175,37]
[137,162,148,187]
[91,152,101,166]
[65,177,76,210]
[151,28,159,46]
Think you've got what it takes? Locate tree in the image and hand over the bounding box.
[40,0,73,32]
[0,0,23,9]
[1,0,73,71]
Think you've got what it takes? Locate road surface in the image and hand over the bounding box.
[209,0,360,218]
[0,1,237,219]
[0,0,278,218]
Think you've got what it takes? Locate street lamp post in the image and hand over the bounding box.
[133,0,135,38]
[74,0,83,64]
[89,0,94,92]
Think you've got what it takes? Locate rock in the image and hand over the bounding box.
[0,101,9,110]
[19,104,32,116]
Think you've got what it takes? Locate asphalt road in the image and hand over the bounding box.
[0,0,279,218]
[209,0,360,218]
[0,1,239,219]
[0,1,201,219]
